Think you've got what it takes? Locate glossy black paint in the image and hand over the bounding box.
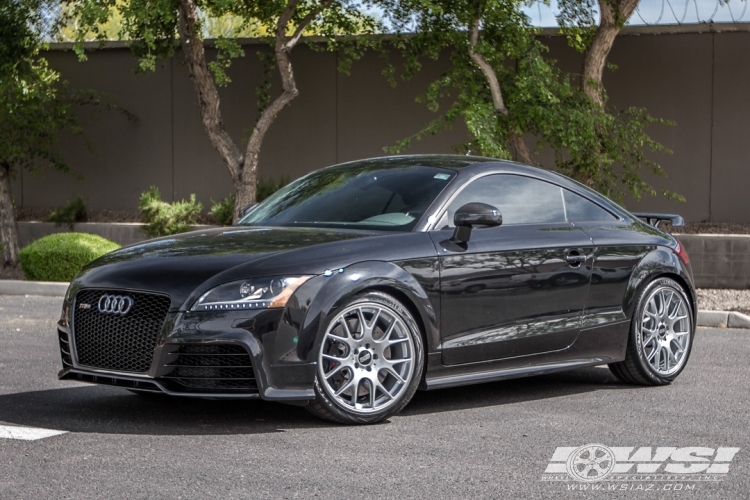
[434,223,593,365]
[452,202,503,242]
[58,155,696,402]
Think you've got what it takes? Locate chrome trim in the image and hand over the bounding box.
[97,294,135,315]
[420,171,624,232]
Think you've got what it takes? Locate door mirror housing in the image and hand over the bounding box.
[452,203,503,243]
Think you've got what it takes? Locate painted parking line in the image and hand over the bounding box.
[0,425,68,441]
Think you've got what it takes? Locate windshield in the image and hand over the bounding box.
[239,162,457,231]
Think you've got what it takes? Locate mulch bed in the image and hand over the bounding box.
[0,266,25,280]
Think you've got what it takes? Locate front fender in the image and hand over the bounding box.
[270,260,438,368]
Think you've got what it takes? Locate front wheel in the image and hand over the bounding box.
[609,277,695,385]
[306,291,424,424]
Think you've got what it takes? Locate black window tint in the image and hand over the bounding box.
[563,190,617,222]
[438,174,566,228]
[240,165,455,231]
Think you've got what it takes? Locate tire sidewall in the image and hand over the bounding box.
[311,291,424,424]
[631,277,695,384]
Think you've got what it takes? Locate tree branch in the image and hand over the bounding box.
[581,0,639,106]
[241,0,331,197]
[285,0,335,52]
[468,13,507,115]
[177,0,243,178]
[467,10,533,164]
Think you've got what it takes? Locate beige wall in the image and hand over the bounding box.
[26,27,750,222]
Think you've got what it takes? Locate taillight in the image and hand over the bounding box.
[674,242,690,264]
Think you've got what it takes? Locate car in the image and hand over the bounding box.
[57,155,697,424]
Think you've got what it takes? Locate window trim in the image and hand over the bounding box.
[424,172,622,231]
[561,187,621,224]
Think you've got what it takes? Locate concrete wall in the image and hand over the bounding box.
[677,234,750,289]
[24,25,750,222]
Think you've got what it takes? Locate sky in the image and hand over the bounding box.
[522,0,748,27]
[365,0,748,28]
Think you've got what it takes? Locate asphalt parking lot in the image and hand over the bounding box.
[0,294,748,499]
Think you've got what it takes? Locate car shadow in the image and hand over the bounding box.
[0,385,322,436]
[402,365,630,417]
[0,367,629,435]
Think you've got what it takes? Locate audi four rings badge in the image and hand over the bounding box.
[97,295,134,315]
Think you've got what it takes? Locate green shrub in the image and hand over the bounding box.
[19,233,120,282]
[257,175,290,202]
[210,194,235,226]
[139,186,203,238]
[47,196,88,230]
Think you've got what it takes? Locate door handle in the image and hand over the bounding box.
[565,251,586,267]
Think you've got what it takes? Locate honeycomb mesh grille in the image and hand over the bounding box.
[164,344,257,392]
[73,289,171,373]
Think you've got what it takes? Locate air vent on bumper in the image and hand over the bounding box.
[162,344,258,393]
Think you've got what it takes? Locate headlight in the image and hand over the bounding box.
[191,276,312,311]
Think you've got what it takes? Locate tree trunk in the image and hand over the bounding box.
[178,0,331,222]
[235,0,333,221]
[0,162,20,268]
[467,12,534,165]
[581,0,639,107]
[508,133,534,165]
[177,0,245,217]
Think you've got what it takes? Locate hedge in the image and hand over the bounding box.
[19,233,121,282]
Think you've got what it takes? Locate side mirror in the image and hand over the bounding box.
[238,202,258,220]
[452,202,503,243]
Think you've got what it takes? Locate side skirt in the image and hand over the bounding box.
[422,319,631,391]
[424,357,607,390]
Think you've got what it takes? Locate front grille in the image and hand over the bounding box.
[73,289,171,373]
[163,344,258,392]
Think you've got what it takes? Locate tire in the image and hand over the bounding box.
[306,291,424,424]
[608,277,695,386]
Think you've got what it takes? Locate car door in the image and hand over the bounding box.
[430,174,594,365]
[561,189,653,329]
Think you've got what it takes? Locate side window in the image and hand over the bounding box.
[563,190,617,222]
[437,174,567,228]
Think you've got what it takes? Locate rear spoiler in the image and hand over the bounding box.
[632,213,685,228]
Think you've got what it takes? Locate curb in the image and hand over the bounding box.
[696,310,750,329]
[0,280,69,297]
[0,280,748,329]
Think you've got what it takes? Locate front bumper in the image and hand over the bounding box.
[57,305,318,402]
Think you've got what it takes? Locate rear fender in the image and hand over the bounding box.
[623,247,697,322]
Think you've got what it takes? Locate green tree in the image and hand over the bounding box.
[0,0,120,267]
[380,0,676,203]
[67,0,379,222]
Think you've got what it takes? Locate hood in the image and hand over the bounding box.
[71,226,372,308]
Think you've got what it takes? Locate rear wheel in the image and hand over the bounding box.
[609,277,694,385]
[306,291,424,424]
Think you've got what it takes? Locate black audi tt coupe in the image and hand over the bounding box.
[57,155,696,424]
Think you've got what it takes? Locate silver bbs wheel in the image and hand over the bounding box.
[638,285,692,376]
[318,302,416,415]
